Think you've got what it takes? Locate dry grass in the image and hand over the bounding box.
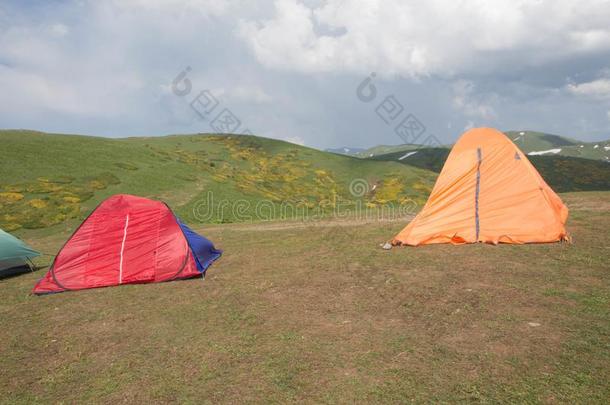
[1,191,608,403]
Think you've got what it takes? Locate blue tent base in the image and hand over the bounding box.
[176,218,222,274]
[0,264,34,280]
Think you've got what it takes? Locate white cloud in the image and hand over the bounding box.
[206,85,272,103]
[569,29,610,51]
[452,80,497,120]
[239,0,610,77]
[0,11,147,119]
[229,86,273,103]
[567,78,610,99]
[49,23,69,37]
[0,66,90,115]
[111,0,232,17]
[0,64,143,117]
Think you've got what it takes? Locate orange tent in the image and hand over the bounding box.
[392,127,569,246]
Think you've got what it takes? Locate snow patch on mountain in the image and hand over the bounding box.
[528,149,562,156]
[398,151,418,160]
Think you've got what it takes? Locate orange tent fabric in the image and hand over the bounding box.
[392,127,569,246]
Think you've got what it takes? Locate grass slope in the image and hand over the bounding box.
[0,130,435,232]
[1,191,608,402]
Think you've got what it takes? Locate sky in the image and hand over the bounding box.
[1,0,610,149]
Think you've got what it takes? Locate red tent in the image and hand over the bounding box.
[33,194,221,294]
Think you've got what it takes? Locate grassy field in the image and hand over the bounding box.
[1,191,608,403]
[0,130,434,232]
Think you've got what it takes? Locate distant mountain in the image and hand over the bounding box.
[506,130,610,161]
[505,130,580,151]
[324,147,366,156]
[367,144,610,193]
[526,140,610,161]
[326,144,436,158]
[354,144,426,158]
[350,130,610,162]
[367,148,450,173]
[368,148,451,173]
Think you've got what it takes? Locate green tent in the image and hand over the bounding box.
[0,228,40,276]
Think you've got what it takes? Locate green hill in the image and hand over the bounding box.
[506,130,610,160]
[0,130,435,232]
[368,148,451,172]
[505,130,579,151]
[347,130,610,162]
[368,147,610,193]
[325,146,366,155]
[345,130,594,159]
[526,155,610,192]
[354,144,425,158]
[536,141,610,161]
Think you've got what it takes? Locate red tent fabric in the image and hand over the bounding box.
[33,194,220,294]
